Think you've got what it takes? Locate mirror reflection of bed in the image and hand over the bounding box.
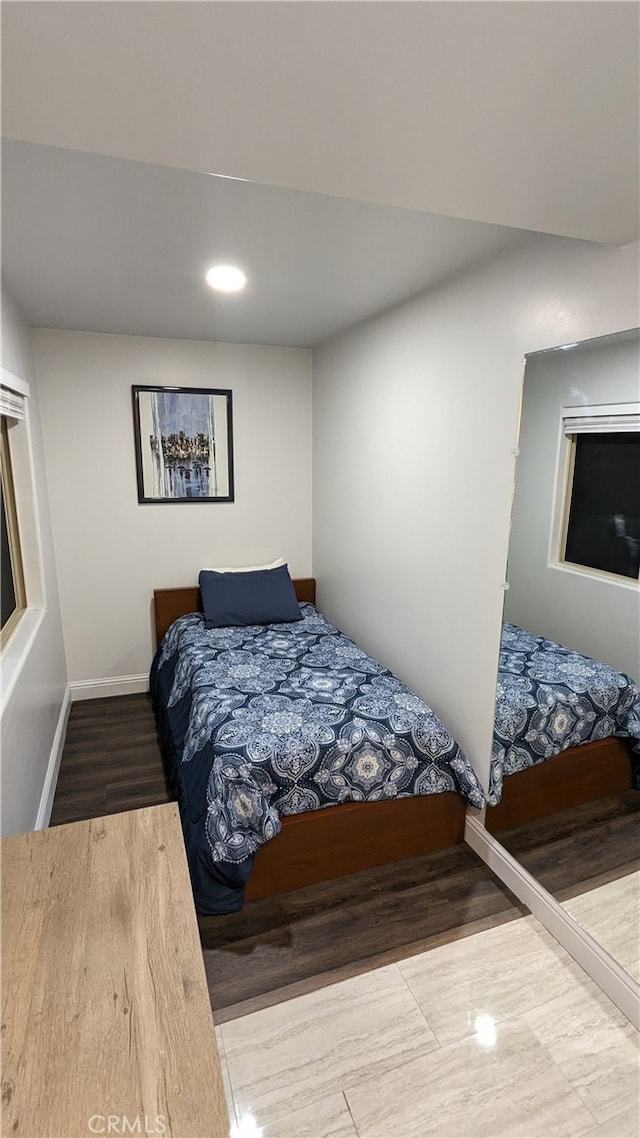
[485,328,640,984]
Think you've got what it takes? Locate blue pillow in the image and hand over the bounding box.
[199,564,302,628]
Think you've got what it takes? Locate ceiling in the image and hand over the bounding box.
[1,2,638,348]
[2,1,638,245]
[1,139,542,348]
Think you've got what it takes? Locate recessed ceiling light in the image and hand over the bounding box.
[205,264,247,293]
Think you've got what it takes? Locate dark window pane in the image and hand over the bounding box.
[1,475,18,628]
[564,432,640,580]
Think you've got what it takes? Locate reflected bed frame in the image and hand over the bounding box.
[486,738,634,834]
[153,579,466,902]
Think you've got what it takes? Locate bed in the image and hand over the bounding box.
[486,622,640,831]
[150,575,484,914]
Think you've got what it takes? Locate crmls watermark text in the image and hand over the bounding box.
[87,1116,166,1135]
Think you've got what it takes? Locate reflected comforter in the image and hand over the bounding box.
[490,622,640,805]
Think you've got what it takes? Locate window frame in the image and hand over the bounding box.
[552,402,640,587]
[0,415,27,646]
[0,366,51,719]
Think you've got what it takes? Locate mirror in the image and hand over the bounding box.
[485,328,640,986]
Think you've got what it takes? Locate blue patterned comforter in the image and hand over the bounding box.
[489,623,640,805]
[151,603,484,912]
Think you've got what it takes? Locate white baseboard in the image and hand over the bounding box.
[35,683,72,830]
[70,674,149,701]
[465,814,640,1029]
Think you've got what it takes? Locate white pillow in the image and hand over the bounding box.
[202,557,285,573]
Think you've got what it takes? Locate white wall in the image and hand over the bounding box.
[313,236,640,793]
[504,333,640,679]
[32,331,312,695]
[1,285,69,836]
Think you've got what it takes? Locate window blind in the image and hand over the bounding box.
[562,402,640,436]
[0,368,30,421]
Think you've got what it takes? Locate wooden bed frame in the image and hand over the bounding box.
[152,579,466,901]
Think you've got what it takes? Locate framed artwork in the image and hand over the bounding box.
[132,385,234,504]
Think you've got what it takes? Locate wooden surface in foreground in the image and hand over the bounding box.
[1,802,229,1138]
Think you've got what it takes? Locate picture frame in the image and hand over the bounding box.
[132,385,234,504]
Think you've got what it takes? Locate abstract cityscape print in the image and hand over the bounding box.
[133,386,233,502]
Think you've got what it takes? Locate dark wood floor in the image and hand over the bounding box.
[50,693,174,824]
[51,693,528,1021]
[496,789,640,904]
